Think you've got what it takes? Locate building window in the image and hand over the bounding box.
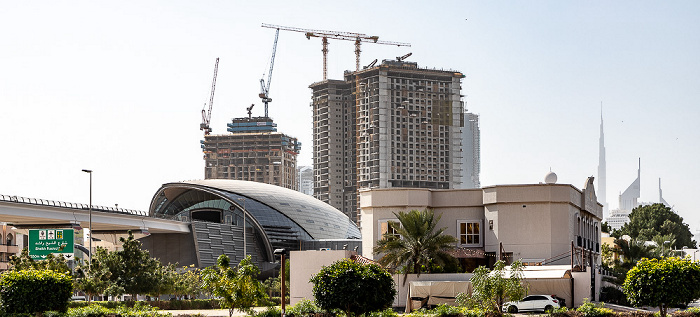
[378,219,401,240]
[458,220,482,247]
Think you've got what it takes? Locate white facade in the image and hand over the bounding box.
[460,112,480,189]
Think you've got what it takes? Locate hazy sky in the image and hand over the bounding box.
[1,1,699,234]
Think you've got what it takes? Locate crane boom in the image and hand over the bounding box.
[200,57,219,135]
[262,23,410,80]
[259,28,279,118]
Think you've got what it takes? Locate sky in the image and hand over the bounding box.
[1,1,699,235]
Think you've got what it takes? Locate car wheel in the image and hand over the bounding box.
[544,305,554,313]
[507,305,518,313]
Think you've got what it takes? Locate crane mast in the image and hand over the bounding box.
[261,23,410,80]
[200,57,219,136]
[259,28,279,118]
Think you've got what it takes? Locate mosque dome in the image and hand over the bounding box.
[544,171,558,184]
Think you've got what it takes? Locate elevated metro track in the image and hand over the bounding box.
[0,195,190,240]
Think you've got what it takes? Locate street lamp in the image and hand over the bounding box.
[694,249,699,262]
[237,198,247,257]
[274,248,287,317]
[81,169,92,269]
[662,240,671,257]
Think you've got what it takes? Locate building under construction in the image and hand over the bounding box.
[310,59,465,221]
[203,116,301,190]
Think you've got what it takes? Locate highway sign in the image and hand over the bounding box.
[28,229,74,260]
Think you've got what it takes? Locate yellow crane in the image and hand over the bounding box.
[261,23,410,80]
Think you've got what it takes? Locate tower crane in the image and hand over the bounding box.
[259,28,279,118]
[261,23,410,80]
[200,57,219,136]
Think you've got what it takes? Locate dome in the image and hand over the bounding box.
[544,171,558,184]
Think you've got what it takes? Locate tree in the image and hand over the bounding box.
[172,265,203,299]
[93,231,162,300]
[201,254,266,317]
[9,248,71,274]
[458,260,528,313]
[616,204,696,248]
[310,258,396,317]
[622,257,700,317]
[0,269,73,315]
[373,209,457,283]
[75,247,112,303]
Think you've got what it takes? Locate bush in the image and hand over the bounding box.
[673,307,700,317]
[367,308,399,317]
[287,299,323,317]
[0,269,73,314]
[575,299,614,317]
[311,259,396,317]
[251,307,282,317]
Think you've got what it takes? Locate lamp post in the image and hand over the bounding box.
[694,249,699,262]
[662,240,671,257]
[274,248,287,317]
[81,169,92,269]
[237,198,247,257]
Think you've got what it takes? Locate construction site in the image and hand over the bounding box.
[199,28,302,191]
[197,24,471,222]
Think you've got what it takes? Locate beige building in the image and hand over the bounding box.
[360,174,603,272]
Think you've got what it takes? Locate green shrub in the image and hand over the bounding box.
[311,259,396,317]
[575,299,614,317]
[287,299,322,317]
[367,308,399,317]
[251,306,282,317]
[0,269,73,314]
[673,307,700,317]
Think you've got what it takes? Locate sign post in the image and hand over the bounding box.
[28,229,75,260]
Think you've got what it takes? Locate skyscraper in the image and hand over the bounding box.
[619,159,641,211]
[310,59,465,221]
[598,109,608,218]
[460,112,480,189]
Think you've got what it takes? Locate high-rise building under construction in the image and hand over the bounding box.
[202,116,301,190]
[310,59,465,221]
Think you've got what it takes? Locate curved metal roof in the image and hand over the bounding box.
[167,179,360,240]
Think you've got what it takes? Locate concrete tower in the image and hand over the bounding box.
[310,59,465,221]
[598,108,608,218]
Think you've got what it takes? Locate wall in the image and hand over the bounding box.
[289,250,353,305]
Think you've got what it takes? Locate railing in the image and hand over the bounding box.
[0,194,149,217]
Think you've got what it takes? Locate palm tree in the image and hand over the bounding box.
[373,209,457,283]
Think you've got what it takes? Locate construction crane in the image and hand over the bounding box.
[396,52,412,62]
[261,23,410,80]
[259,28,279,118]
[200,57,219,136]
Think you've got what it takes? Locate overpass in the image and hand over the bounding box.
[0,194,190,244]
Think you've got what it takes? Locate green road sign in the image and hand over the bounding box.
[28,229,74,260]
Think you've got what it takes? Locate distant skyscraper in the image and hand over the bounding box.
[619,159,641,211]
[298,166,314,196]
[606,159,642,231]
[597,109,608,218]
[659,178,671,208]
[460,112,480,189]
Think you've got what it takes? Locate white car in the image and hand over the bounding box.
[503,294,562,313]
